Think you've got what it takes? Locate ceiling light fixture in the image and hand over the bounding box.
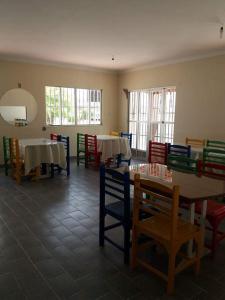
[220,26,223,39]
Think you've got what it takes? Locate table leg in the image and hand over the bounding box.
[199,199,208,257]
[187,203,195,257]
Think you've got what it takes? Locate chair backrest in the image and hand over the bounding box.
[50,133,61,141]
[110,131,120,136]
[77,133,85,152]
[3,136,11,163]
[10,138,21,166]
[85,134,98,155]
[206,140,225,149]
[60,135,70,156]
[167,154,199,174]
[148,141,168,165]
[185,137,205,148]
[168,144,191,158]
[133,173,180,241]
[121,132,132,148]
[100,164,130,217]
[199,147,225,178]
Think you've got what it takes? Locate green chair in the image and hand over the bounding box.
[77,133,86,166]
[3,136,11,176]
[167,154,199,174]
[206,140,225,149]
[201,148,225,177]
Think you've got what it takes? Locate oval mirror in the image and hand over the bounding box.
[0,88,37,126]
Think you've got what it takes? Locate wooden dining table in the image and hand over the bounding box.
[127,163,225,256]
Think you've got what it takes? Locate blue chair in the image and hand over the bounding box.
[168,144,191,158]
[60,135,70,176]
[50,134,70,177]
[117,132,132,167]
[99,164,131,264]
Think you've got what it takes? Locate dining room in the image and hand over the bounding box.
[1,0,225,299]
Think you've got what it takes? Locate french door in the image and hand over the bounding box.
[129,87,176,153]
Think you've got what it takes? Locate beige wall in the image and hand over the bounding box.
[118,55,225,144]
[1,54,225,164]
[0,60,118,163]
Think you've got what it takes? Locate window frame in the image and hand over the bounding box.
[45,86,102,126]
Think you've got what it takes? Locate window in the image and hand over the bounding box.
[76,89,101,125]
[45,86,101,125]
[129,87,176,151]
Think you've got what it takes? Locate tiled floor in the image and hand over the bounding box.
[0,162,225,299]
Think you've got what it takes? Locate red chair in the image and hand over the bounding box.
[85,134,101,168]
[50,133,60,141]
[148,141,168,165]
[196,159,225,257]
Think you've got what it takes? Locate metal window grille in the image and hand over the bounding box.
[128,87,176,152]
[45,86,101,125]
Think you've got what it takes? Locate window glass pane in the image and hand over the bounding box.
[61,88,75,125]
[45,86,61,125]
[76,89,101,125]
[46,86,101,126]
[77,89,89,125]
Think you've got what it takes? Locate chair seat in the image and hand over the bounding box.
[105,200,133,220]
[135,215,199,242]
[195,200,225,218]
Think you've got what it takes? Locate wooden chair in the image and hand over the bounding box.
[77,133,86,166]
[168,144,191,158]
[3,136,11,176]
[117,132,132,167]
[99,164,131,264]
[167,155,200,175]
[131,174,202,295]
[206,140,225,149]
[148,141,168,165]
[85,134,101,168]
[110,131,120,136]
[50,134,70,176]
[10,138,39,184]
[185,138,205,148]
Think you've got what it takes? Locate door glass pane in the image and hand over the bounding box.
[129,87,176,151]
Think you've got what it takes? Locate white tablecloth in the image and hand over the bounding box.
[19,138,66,175]
[97,135,131,162]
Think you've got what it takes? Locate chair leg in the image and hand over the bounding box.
[167,251,176,295]
[211,224,219,258]
[16,170,21,184]
[117,154,121,168]
[195,236,201,275]
[4,163,8,176]
[35,166,40,180]
[99,210,105,247]
[50,164,54,178]
[124,225,130,265]
[77,153,80,166]
[131,227,138,269]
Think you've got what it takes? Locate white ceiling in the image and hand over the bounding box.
[1,0,225,71]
